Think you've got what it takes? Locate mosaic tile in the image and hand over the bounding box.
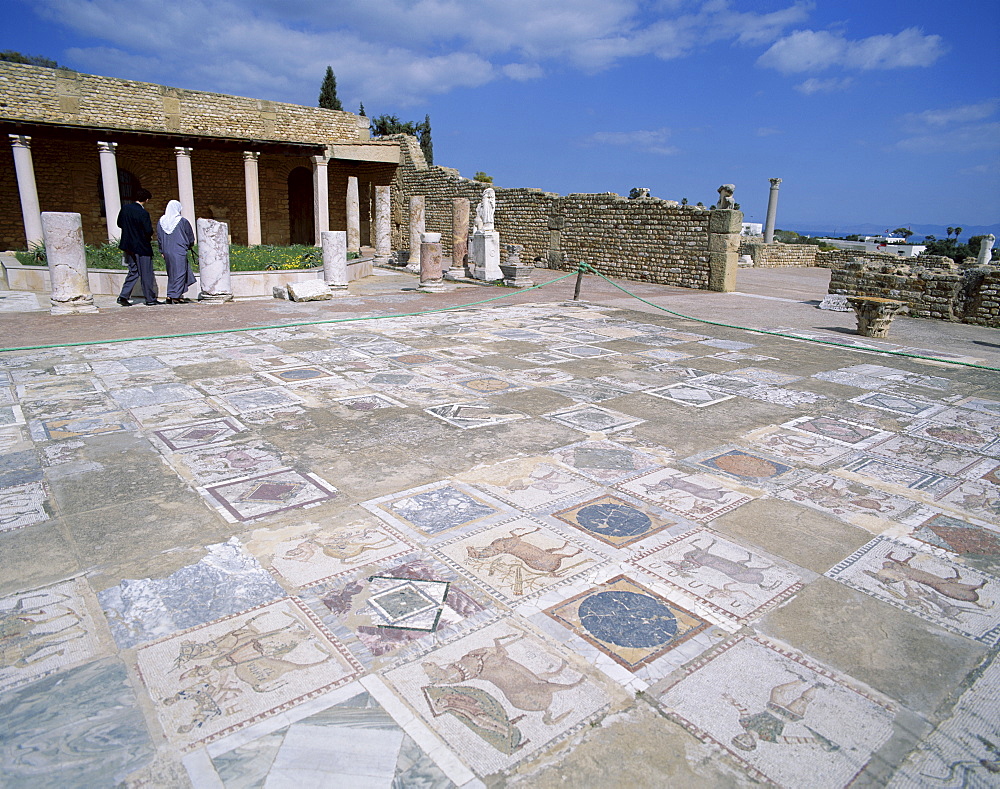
[782,415,892,447]
[935,480,1000,523]
[904,420,999,453]
[850,391,944,419]
[628,529,803,626]
[660,636,895,788]
[209,691,452,789]
[616,467,753,522]
[546,379,631,403]
[170,441,286,485]
[684,446,810,490]
[550,494,683,548]
[548,439,661,484]
[840,457,961,498]
[551,345,620,359]
[826,538,1000,645]
[383,621,610,776]
[866,433,987,477]
[106,382,202,409]
[0,480,50,532]
[269,521,417,587]
[31,410,135,442]
[364,481,507,538]
[0,659,154,788]
[435,518,604,602]
[516,350,575,364]
[776,472,916,524]
[543,404,644,433]
[748,428,854,467]
[136,599,363,750]
[954,396,1000,417]
[459,457,599,511]
[152,417,247,451]
[424,402,529,429]
[365,575,451,631]
[646,383,735,407]
[0,578,110,692]
[0,404,26,426]
[216,387,306,415]
[453,375,526,395]
[331,392,406,411]
[128,398,225,429]
[892,507,1000,571]
[203,469,339,522]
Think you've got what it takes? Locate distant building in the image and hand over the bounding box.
[741,222,763,237]
[818,238,926,257]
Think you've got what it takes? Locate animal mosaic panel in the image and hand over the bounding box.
[168,441,286,485]
[0,578,109,692]
[616,466,753,522]
[889,508,1000,575]
[660,636,896,788]
[435,518,604,602]
[550,494,683,548]
[545,575,710,671]
[459,457,598,512]
[382,621,611,777]
[776,473,916,524]
[748,428,854,467]
[904,420,998,454]
[928,480,1000,523]
[136,598,362,750]
[826,538,1000,644]
[684,446,808,490]
[865,433,988,477]
[839,457,961,498]
[628,529,803,626]
[202,469,338,522]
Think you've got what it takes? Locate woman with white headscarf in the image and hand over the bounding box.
[156,199,196,303]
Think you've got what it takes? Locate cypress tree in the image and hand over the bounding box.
[358,102,366,116]
[418,114,433,165]
[318,66,343,111]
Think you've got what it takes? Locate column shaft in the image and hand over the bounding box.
[9,135,43,248]
[98,142,122,243]
[243,151,262,246]
[763,178,782,243]
[346,175,360,253]
[312,156,330,246]
[174,147,196,239]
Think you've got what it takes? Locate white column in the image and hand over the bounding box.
[373,185,391,265]
[97,141,122,243]
[9,135,43,248]
[311,155,329,246]
[243,151,262,246]
[321,230,348,290]
[174,146,196,238]
[764,177,782,243]
[407,195,425,273]
[42,212,98,314]
[346,175,360,254]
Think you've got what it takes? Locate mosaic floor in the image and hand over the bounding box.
[1,301,998,788]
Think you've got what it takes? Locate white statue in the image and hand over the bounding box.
[474,188,496,232]
[976,233,996,265]
[715,184,736,210]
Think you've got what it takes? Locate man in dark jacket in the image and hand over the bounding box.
[117,188,160,306]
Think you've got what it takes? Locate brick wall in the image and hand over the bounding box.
[739,241,817,267]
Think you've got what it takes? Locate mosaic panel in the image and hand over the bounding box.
[826,538,1000,645]
[545,575,710,670]
[551,345,620,359]
[616,467,753,522]
[749,428,854,467]
[646,383,735,407]
[935,481,1000,523]
[840,457,961,498]
[543,404,644,433]
[866,433,987,477]
[551,494,682,548]
[628,529,802,625]
[388,352,443,366]
[218,343,287,360]
[660,636,895,788]
[507,367,575,386]
[425,402,529,429]
[333,392,407,411]
[435,518,603,602]
[32,410,134,441]
[635,349,694,363]
[904,420,998,453]
[259,367,334,385]
[893,508,1000,571]
[546,380,631,403]
[698,339,755,350]
[383,621,610,776]
[726,368,802,385]
[136,599,362,750]
[516,351,575,365]
[170,441,286,485]
[850,392,943,419]
[16,378,104,401]
[98,538,285,649]
[153,417,247,451]
[783,415,892,447]
[459,457,599,511]
[0,480,50,532]
[108,382,202,409]
[548,439,661,483]
[411,362,477,381]
[955,396,1000,417]
[203,469,339,522]
[216,387,305,415]
[128,398,225,429]
[269,522,417,587]
[776,472,916,523]
[454,375,526,395]
[364,481,508,538]
[684,446,808,490]
[741,386,828,407]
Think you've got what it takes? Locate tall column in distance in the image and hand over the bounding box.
[97,142,122,243]
[174,147,196,239]
[9,135,43,248]
[373,185,391,265]
[763,178,782,243]
[346,175,361,254]
[311,155,330,246]
[243,151,262,246]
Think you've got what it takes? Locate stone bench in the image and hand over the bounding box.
[846,296,907,338]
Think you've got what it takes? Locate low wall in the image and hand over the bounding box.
[828,258,1000,327]
[739,242,817,268]
[0,256,373,298]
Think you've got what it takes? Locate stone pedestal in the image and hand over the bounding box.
[469,230,501,281]
[707,209,742,292]
[42,212,98,315]
[321,230,349,291]
[373,186,392,265]
[346,176,360,254]
[847,296,907,337]
[418,232,445,292]
[197,219,234,302]
[500,244,533,287]
[407,196,425,273]
[449,197,470,278]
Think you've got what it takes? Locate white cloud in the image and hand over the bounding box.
[895,100,1000,153]
[794,77,852,94]
[758,27,945,73]
[584,128,678,155]
[502,63,545,81]
[903,100,999,128]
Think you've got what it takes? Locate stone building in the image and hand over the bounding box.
[0,61,399,250]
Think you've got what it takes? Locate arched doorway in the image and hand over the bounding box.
[288,167,314,245]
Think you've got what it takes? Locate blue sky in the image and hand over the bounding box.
[5,0,999,232]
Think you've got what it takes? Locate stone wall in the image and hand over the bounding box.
[740,241,817,268]
[389,138,735,290]
[0,61,366,144]
[828,258,1000,327]
[817,249,923,269]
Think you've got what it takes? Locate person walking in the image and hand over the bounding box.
[157,199,196,304]
[116,188,160,306]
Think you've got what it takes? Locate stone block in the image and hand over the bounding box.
[272,286,288,299]
[708,209,743,234]
[708,233,740,253]
[286,280,332,301]
[707,251,736,292]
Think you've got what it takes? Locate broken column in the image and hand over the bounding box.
[763,178,781,243]
[448,197,470,279]
[418,232,445,292]
[346,176,361,254]
[373,186,392,266]
[847,296,907,338]
[407,195,425,273]
[197,218,234,302]
[322,230,349,292]
[41,212,98,315]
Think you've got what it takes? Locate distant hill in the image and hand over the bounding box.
[788,223,1000,241]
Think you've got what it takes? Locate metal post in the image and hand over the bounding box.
[573,265,584,301]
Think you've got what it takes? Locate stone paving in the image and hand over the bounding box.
[1,268,999,788]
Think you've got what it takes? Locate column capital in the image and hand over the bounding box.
[174,146,193,157]
[242,150,260,162]
[311,154,329,167]
[97,141,118,154]
[9,134,32,149]
[769,178,782,187]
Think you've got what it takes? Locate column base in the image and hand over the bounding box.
[198,292,234,303]
[50,298,98,316]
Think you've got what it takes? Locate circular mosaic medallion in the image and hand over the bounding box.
[576,500,651,538]
[578,590,677,648]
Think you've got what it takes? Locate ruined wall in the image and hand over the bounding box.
[740,241,817,268]
[816,249,926,269]
[390,136,724,289]
[829,258,1000,327]
[0,61,366,144]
